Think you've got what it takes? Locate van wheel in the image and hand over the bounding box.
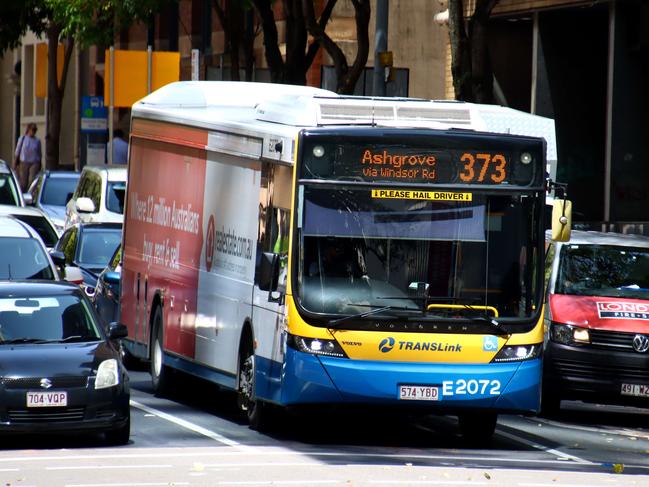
[540,387,562,417]
[458,413,497,445]
[238,343,268,431]
[150,307,170,396]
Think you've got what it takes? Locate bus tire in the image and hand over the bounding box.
[150,307,170,396]
[239,341,269,431]
[458,412,497,444]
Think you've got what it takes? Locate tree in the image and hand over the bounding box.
[448,0,499,103]
[251,0,370,94]
[0,0,171,169]
[212,0,259,82]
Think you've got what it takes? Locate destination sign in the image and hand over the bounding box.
[301,137,541,186]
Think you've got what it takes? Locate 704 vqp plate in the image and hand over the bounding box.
[26,391,68,407]
[399,385,439,401]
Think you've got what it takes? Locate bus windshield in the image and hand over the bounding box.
[556,244,649,299]
[296,185,541,322]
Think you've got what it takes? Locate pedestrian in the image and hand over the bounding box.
[14,123,42,192]
[109,129,129,164]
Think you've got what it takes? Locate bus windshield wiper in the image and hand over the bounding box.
[328,304,417,326]
[455,305,508,336]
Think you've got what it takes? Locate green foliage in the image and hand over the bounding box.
[0,1,50,54]
[0,0,176,54]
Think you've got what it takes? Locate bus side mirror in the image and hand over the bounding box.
[258,252,280,292]
[551,199,572,242]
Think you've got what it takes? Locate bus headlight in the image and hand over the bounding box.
[491,344,542,363]
[550,323,590,345]
[287,334,348,358]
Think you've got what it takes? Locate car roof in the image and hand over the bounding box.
[0,215,41,239]
[0,160,12,174]
[547,229,649,249]
[0,205,49,218]
[81,165,127,182]
[0,280,82,297]
[42,170,80,178]
[74,222,123,231]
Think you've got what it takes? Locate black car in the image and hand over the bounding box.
[0,281,130,443]
[93,244,122,326]
[53,222,122,294]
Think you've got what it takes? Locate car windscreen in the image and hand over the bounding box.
[0,294,101,343]
[556,243,649,299]
[41,176,79,206]
[0,174,20,206]
[78,229,122,268]
[0,237,55,280]
[106,182,125,214]
[12,214,58,247]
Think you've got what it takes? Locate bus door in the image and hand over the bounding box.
[252,163,292,400]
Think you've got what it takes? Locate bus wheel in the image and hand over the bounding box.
[150,307,170,396]
[238,345,268,431]
[458,413,497,444]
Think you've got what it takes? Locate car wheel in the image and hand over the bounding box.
[150,307,170,396]
[458,412,497,445]
[105,415,130,446]
[238,341,269,431]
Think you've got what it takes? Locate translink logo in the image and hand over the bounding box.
[377,337,462,353]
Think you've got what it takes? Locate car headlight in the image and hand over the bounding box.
[492,344,542,363]
[550,322,590,345]
[95,359,120,389]
[287,334,348,358]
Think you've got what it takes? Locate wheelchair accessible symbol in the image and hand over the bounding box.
[483,335,499,352]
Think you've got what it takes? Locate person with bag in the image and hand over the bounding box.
[14,123,42,192]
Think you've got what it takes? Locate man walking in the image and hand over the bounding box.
[14,123,42,192]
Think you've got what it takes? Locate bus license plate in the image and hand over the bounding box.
[621,383,649,397]
[26,391,68,407]
[399,385,439,401]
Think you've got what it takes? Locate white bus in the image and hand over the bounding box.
[121,81,562,439]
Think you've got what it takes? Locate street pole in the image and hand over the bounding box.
[108,46,114,165]
[373,0,389,97]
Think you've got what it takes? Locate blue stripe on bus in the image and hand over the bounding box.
[164,352,237,390]
[257,348,540,413]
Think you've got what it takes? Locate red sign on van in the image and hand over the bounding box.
[597,302,649,320]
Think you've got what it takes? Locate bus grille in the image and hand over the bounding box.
[8,407,86,423]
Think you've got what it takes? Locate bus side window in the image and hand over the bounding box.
[256,164,292,283]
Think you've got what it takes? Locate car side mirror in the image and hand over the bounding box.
[50,250,66,266]
[257,252,280,292]
[104,271,120,287]
[75,196,96,213]
[63,266,84,285]
[551,199,572,242]
[108,322,128,340]
[23,193,33,205]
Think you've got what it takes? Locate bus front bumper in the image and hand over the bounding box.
[274,348,541,414]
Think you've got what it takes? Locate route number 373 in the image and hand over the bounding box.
[458,153,507,183]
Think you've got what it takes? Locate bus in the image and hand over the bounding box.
[120,81,568,440]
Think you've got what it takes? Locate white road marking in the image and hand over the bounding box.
[495,429,593,465]
[47,464,172,470]
[216,482,340,486]
[0,468,19,472]
[130,399,252,451]
[67,484,190,487]
[369,482,488,485]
